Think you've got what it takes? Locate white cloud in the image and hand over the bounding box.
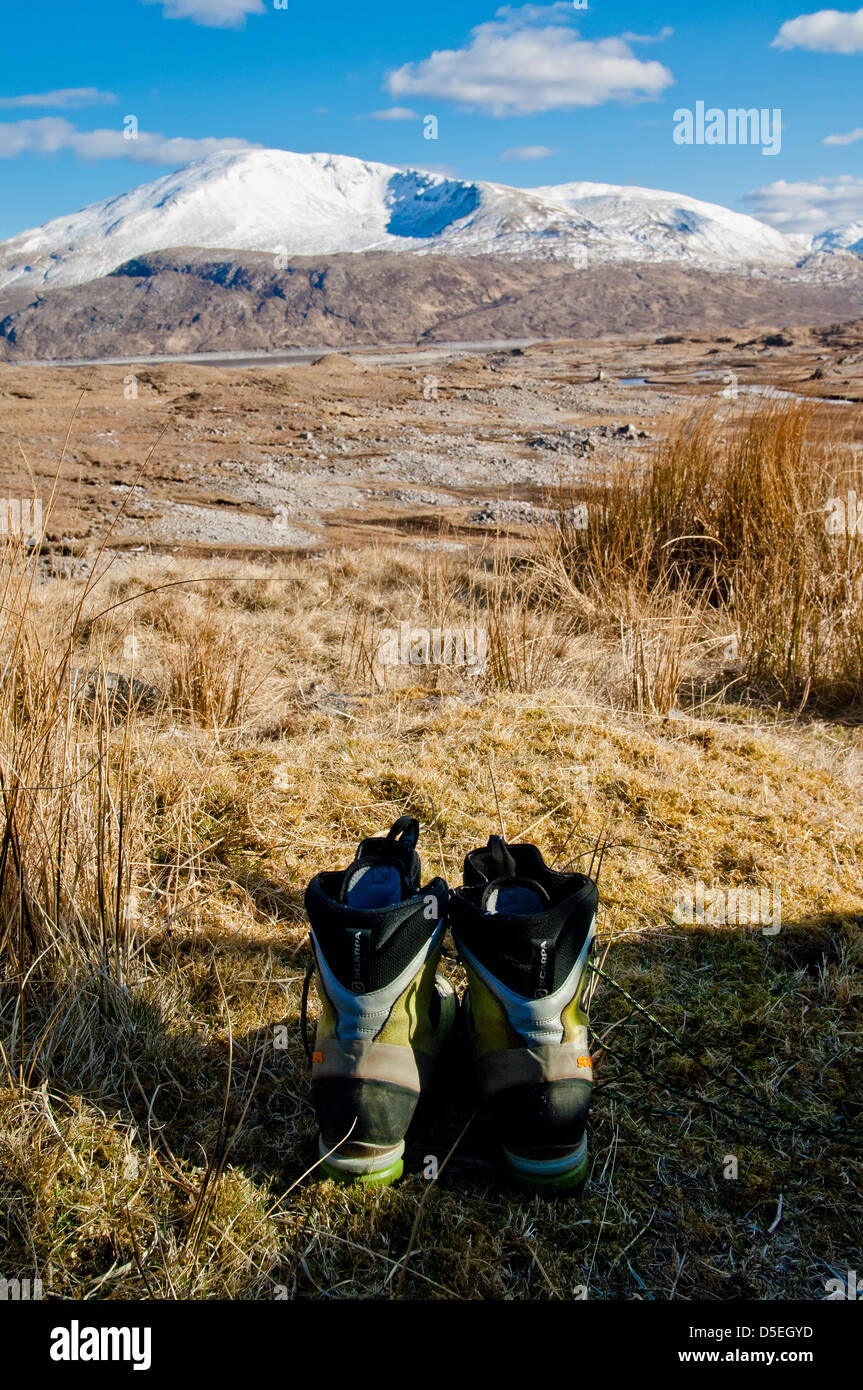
[492,3,571,27]
[0,88,116,109]
[0,117,257,163]
[772,7,863,53]
[621,26,674,42]
[366,107,420,121]
[742,174,863,233]
[386,5,673,116]
[823,127,863,144]
[500,144,556,160]
[141,0,266,28]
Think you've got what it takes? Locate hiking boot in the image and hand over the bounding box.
[450,835,598,1194]
[303,815,455,1185]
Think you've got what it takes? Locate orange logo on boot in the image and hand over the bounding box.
[312,1051,324,1064]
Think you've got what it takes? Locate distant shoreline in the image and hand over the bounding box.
[10,339,543,370]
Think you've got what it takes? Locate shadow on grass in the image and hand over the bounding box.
[3,910,859,1298]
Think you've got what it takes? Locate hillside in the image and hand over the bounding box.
[5,250,863,363]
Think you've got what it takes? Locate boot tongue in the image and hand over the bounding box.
[481,876,549,917]
[486,834,518,880]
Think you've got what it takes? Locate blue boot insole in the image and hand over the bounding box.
[344,861,404,910]
[484,882,546,916]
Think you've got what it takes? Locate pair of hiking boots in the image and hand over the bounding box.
[303,815,598,1194]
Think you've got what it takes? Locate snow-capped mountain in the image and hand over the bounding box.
[0,147,821,294]
[812,222,863,257]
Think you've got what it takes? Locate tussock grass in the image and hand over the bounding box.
[163,606,262,731]
[545,402,863,711]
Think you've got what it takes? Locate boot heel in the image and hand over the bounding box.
[502,1135,588,1194]
[318,1138,405,1186]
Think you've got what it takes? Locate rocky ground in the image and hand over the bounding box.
[2,321,863,561]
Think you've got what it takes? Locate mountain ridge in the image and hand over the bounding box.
[0,146,839,295]
[4,248,863,364]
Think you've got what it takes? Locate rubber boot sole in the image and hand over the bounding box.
[503,1134,589,1196]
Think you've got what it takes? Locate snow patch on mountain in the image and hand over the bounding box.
[812,221,863,257]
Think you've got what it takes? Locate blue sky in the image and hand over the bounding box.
[3,0,863,240]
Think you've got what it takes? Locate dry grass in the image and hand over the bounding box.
[545,402,863,712]
[163,605,263,731]
[1,403,862,1299]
